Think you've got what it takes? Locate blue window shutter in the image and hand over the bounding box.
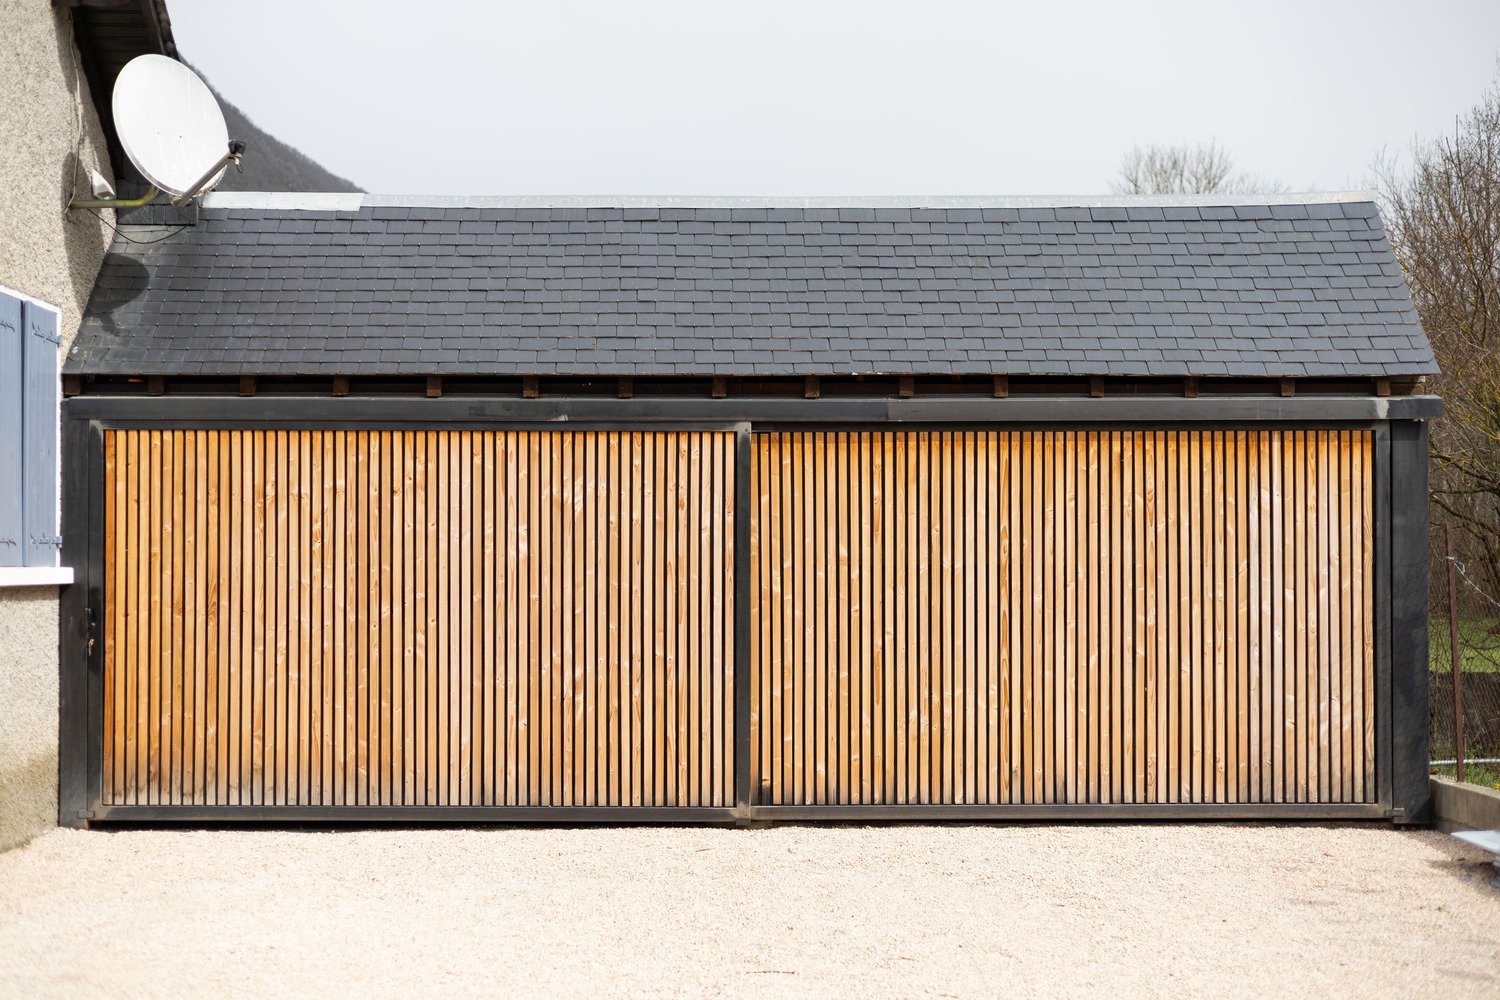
[0,292,22,567]
[22,301,60,567]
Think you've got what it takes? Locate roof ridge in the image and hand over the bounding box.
[199,192,1377,212]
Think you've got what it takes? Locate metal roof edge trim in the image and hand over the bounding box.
[199,191,1379,212]
[146,0,177,59]
[61,394,1446,425]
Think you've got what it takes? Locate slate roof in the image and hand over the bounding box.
[69,194,1437,379]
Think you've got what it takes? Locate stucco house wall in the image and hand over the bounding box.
[0,1,114,851]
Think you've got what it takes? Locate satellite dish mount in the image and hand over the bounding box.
[70,54,246,211]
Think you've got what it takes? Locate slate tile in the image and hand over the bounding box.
[1189,206,1239,222]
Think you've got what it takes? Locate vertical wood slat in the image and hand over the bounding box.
[747,430,1376,806]
[103,430,734,808]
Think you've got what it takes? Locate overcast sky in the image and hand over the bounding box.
[164,0,1500,197]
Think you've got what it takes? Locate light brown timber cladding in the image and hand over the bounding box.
[748,430,1375,806]
[103,430,736,807]
[104,426,1375,812]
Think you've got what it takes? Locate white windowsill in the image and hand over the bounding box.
[0,566,74,587]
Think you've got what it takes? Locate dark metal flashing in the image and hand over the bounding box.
[62,393,1444,427]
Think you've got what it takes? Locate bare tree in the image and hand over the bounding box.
[1379,78,1500,592]
[1112,141,1283,195]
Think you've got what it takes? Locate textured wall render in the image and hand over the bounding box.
[0,2,113,352]
[0,2,113,850]
[0,588,60,849]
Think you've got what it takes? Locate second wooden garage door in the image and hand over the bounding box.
[748,430,1375,808]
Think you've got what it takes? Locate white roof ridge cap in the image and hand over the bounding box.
[200,192,1377,211]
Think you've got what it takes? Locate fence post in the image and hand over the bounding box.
[1446,524,1465,783]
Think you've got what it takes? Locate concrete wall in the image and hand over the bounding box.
[0,2,114,852]
[1431,777,1500,834]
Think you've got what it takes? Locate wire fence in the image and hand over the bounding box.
[1430,526,1500,787]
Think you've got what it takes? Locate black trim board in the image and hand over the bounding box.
[63,394,1443,426]
[1373,424,1394,812]
[1388,420,1431,823]
[56,414,94,829]
[88,806,740,824]
[750,803,1391,822]
[86,803,1390,824]
[732,429,753,818]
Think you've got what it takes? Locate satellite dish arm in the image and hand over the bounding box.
[168,139,246,208]
[68,186,161,211]
[67,140,245,212]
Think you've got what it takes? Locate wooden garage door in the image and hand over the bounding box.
[102,430,736,808]
[749,430,1375,807]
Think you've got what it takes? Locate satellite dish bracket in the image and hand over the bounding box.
[71,55,246,214]
[68,140,245,212]
[68,186,162,211]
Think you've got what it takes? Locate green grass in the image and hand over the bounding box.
[1430,617,1500,673]
[1431,761,1500,789]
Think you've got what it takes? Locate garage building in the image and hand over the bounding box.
[59,193,1439,824]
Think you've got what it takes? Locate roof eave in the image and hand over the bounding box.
[58,0,178,183]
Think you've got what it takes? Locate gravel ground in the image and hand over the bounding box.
[1,824,1497,998]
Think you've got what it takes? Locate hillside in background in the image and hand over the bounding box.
[192,67,363,193]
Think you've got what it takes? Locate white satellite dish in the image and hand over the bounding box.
[110,54,240,205]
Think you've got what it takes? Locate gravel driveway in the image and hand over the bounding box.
[2,823,1497,998]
